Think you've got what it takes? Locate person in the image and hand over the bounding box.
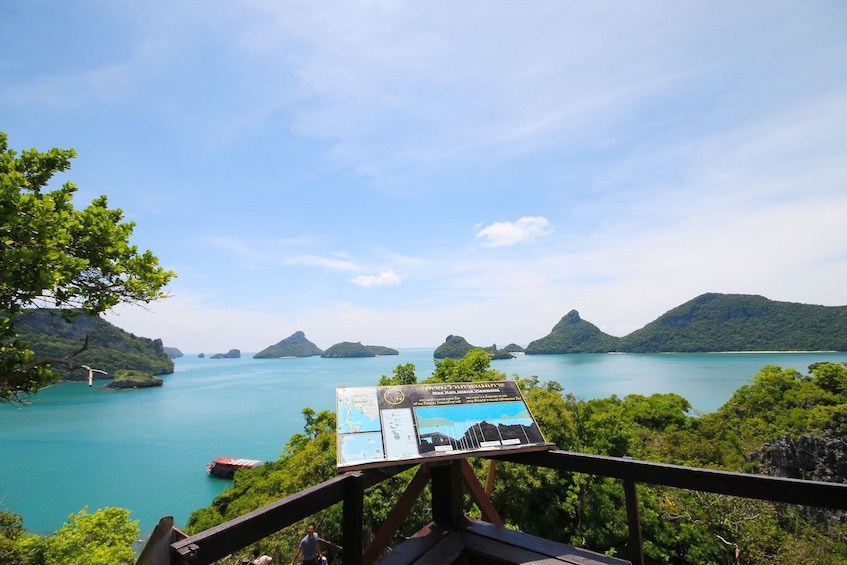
[290,523,322,565]
[252,547,273,565]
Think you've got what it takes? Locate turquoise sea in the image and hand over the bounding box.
[1,349,846,541]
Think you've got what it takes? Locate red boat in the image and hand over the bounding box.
[206,457,262,479]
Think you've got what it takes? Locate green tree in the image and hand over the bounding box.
[427,348,505,383]
[0,132,175,401]
[39,507,139,565]
[378,362,417,386]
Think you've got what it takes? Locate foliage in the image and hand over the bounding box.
[428,348,506,383]
[17,309,173,380]
[378,362,417,386]
[0,507,139,565]
[0,132,174,401]
[37,507,139,565]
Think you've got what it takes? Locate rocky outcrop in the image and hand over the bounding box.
[750,433,847,483]
[750,433,847,525]
[211,349,241,359]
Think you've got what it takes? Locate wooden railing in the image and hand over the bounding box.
[137,450,847,565]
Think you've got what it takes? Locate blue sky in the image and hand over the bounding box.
[2,1,846,353]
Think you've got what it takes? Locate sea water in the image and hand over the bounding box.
[0,350,845,538]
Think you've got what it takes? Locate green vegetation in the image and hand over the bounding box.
[621,293,847,352]
[181,354,847,564]
[322,342,376,358]
[320,342,400,357]
[104,369,163,389]
[253,331,323,358]
[17,309,173,381]
[527,294,847,354]
[527,310,620,353]
[0,507,138,565]
[0,132,174,401]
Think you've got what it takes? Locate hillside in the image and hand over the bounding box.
[526,310,620,354]
[253,331,323,358]
[525,294,847,354]
[16,309,174,381]
[619,293,847,352]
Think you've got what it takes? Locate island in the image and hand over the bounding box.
[211,349,241,359]
[254,331,323,358]
[321,342,399,358]
[102,369,163,390]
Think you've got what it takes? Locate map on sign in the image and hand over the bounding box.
[336,381,550,470]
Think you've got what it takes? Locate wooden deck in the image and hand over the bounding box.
[375,519,630,565]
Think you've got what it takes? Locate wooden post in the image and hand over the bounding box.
[430,461,464,527]
[623,479,644,565]
[485,460,497,496]
[342,471,364,565]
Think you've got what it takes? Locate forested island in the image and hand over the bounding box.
[434,293,847,358]
[526,293,847,354]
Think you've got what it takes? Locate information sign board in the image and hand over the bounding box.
[336,380,551,470]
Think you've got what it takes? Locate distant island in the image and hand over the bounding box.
[254,331,323,358]
[321,342,399,358]
[163,347,183,359]
[525,293,847,354]
[254,333,399,359]
[432,293,847,358]
[433,336,516,360]
[24,294,845,378]
[210,349,241,359]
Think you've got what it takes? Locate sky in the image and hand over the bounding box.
[2,1,846,354]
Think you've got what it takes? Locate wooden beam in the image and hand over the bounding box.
[171,473,359,564]
[362,464,431,565]
[460,460,503,526]
[489,450,847,510]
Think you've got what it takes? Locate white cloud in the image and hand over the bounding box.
[476,216,553,248]
[351,270,402,287]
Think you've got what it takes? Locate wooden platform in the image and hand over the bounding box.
[375,519,631,565]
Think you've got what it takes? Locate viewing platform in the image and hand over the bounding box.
[135,448,847,565]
